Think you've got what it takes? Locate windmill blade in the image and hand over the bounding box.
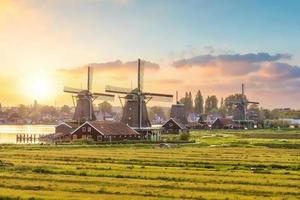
[149,96,173,102]
[105,85,132,95]
[143,92,173,98]
[138,59,144,91]
[246,101,259,104]
[88,65,93,91]
[144,92,173,102]
[93,92,115,101]
[64,86,81,94]
[225,100,242,104]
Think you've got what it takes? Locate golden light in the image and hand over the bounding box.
[30,78,53,100]
[22,74,55,101]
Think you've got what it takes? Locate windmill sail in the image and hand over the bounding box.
[149,96,173,102]
[64,86,82,94]
[93,92,115,101]
[87,65,93,91]
[64,66,115,123]
[225,83,259,121]
[105,58,173,129]
[105,85,132,94]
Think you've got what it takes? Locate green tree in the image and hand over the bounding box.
[194,90,204,114]
[218,97,227,115]
[149,106,166,121]
[98,101,112,114]
[61,105,71,113]
[17,104,29,119]
[180,92,193,113]
[179,132,190,141]
[205,95,218,113]
[40,106,57,116]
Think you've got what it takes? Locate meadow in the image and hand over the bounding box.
[0,129,299,200]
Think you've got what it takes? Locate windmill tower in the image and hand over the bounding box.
[105,59,173,129]
[64,66,115,123]
[170,91,188,124]
[225,83,259,121]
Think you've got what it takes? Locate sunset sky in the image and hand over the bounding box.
[1,0,300,108]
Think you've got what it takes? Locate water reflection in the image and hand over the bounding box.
[0,125,55,144]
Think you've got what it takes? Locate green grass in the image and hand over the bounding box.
[0,129,299,199]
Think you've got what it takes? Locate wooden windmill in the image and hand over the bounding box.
[225,83,259,121]
[64,66,115,123]
[105,59,173,129]
[170,91,188,124]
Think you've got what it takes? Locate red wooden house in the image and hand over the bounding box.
[71,121,141,142]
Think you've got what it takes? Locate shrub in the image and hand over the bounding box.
[179,132,190,141]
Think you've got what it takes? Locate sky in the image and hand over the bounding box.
[0,0,300,109]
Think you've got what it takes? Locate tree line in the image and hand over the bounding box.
[178,91,300,119]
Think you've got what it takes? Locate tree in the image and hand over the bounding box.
[40,106,57,116]
[205,95,218,113]
[194,90,204,114]
[149,106,166,122]
[179,132,190,141]
[218,97,227,115]
[61,105,71,113]
[98,101,112,114]
[17,104,29,119]
[180,91,193,113]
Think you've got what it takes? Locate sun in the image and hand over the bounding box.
[28,77,54,101]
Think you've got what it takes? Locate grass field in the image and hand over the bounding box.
[0,129,299,200]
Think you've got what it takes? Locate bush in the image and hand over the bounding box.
[179,132,190,141]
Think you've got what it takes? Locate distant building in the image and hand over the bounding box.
[212,118,243,129]
[186,121,210,130]
[187,113,199,122]
[46,121,80,142]
[170,103,188,124]
[55,122,79,135]
[162,118,188,134]
[71,121,141,142]
[207,112,224,123]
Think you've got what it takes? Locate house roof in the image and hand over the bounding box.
[56,121,79,129]
[213,118,234,125]
[72,121,140,136]
[162,118,186,130]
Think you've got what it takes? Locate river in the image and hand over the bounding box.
[0,125,55,144]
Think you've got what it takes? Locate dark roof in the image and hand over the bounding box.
[213,118,234,125]
[57,121,79,129]
[73,121,140,136]
[163,118,186,130]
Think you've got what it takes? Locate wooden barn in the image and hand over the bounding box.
[71,121,141,142]
[55,122,79,134]
[162,118,188,134]
[44,122,80,142]
[186,121,210,130]
[212,118,244,129]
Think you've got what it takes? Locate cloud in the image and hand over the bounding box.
[172,52,292,76]
[173,53,291,68]
[60,59,160,73]
[152,79,184,85]
[260,62,300,80]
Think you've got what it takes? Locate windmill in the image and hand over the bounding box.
[225,83,259,121]
[64,66,115,123]
[170,91,188,124]
[105,59,173,129]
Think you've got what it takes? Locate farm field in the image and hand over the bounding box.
[0,129,299,200]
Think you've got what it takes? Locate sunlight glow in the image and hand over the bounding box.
[27,76,54,101]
